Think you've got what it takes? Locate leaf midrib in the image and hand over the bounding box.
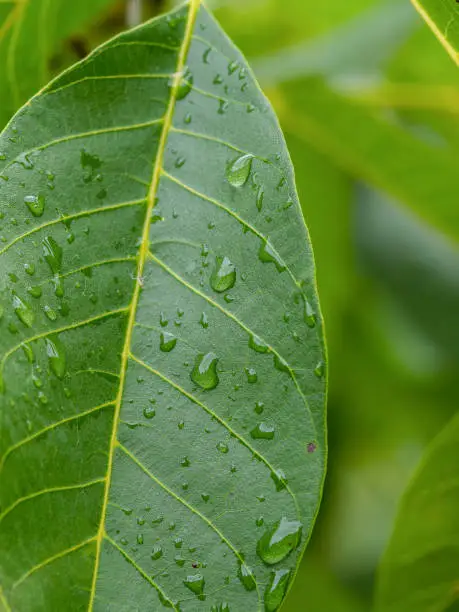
[88,1,201,609]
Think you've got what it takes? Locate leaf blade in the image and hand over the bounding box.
[0,2,326,611]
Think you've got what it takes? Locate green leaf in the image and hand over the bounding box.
[375,411,459,612]
[0,2,326,610]
[279,78,459,246]
[410,0,459,66]
[0,0,116,129]
[253,1,417,86]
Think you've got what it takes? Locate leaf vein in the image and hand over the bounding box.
[0,479,106,523]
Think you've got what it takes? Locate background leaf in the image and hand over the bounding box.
[0,2,326,610]
[375,411,459,612]
[0,0,117,129]
[409,0,459,66]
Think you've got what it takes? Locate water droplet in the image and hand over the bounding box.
[201,492,210,502]
[183,574,205,598]
[175,156,186,168]
[254,401,264,414]
[12,293,34,327]
[304,298,317,328]
[228,60,239,75]
[45,336,66,379]
[151,545,163,560]
[203,47,211,63]
[256,187,264,211]
[257,518,302,565]
[80,149,102,183]
[216,441,229,454]
[218,99,229,114]
[227,154,253,188]
[175,555,185,567]
[191,352,219,390]
[211,604,230,612]
[24,194,45,217]
[264,569,291,612]
[159,311,168,327]
[43,305,57,321]
[245,367,258,384]
[143,405,156,419]
[213,74,223,84]
[160,331,177,352]
[22,344,35,363]
[256,516,264,527]
[199,312,209,328]
[184,112,192,124]
[247,103,256,113]
[271,468,288,491]
[249,334,269,353]
[24,263,35,276]
[174,67,193,100]
[238,562,256,591]
[259,240,286,272]
[42,236,62,275]
[210,256,236,293]
[137,533,144,545]
[17,152,34,170]
[251,423,275,440]
[273,354,290,375]
[314,361,325,378]
[180,456,191,467]
[27,285,42,299]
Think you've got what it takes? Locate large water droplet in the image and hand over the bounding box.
[238,562,256,591]
[264,569,291,612]
[191,352,219,390]
[259,240,286,272]
[45,336,66,379]
[183,574,205,598]
[24,194,45,217]
[227,154,253,187]
[251,423,275,440]
[257,518,302,565]
[271,468,288,491]
[42,236,62,275]
[12,293,34,328]
[210,256,236,293]
[80,149,101,183]
[160,331,177,352]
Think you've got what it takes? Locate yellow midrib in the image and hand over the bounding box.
[87,1,201,608]
[410,0,459,66]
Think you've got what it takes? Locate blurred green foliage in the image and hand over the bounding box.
[1,0,458,609]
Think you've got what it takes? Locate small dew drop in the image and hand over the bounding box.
[24,194,45,217]
[143,405,156,419]
[45,336,66,379]
[249,334,269,353]
[258,240,286,272]
[245,367,258,384]
[191,352,219,390]
[238,562,256,592]
[216,441,229,454]
[210,256,236,293]
[251,422,275,440]
[173,67,193,100]
[227,154,253,188]
[314,361,325,378]
[12,293,34,328]
[151,545,163,560]
[183,574,205,598]
[42,236,63,275]
[160,331,177,352]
